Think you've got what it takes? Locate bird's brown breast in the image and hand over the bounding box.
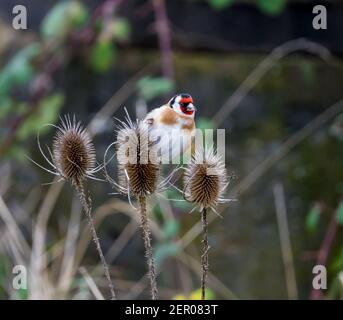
[158,106,195,131]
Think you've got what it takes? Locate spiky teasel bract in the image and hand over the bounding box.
[30,115,102,186]
[116,118,160,197]
[105,111,175,200]
[183,147,230,212]
[30,115,116,300]
[183,147,232,300]
[52,115,96,185]
[106,111,168,300]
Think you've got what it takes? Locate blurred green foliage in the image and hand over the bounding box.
[155,217,181,267]
[305,203,321,234]
[0,44,41,97]
[207,0,288,16]
[161,219,180,240]
[155,242,181,268]
[17,93,65,141]
[196,117,216,130]
[90,40,117,73]
[257,0,287,16]
[336,201,343,225]
[41,0,88,39]
[137,76,174,101]
[208,0,235,10]
[0,0,131,161]
[110,18,131,42]
[331,247,343,274]
[163,189,192,211]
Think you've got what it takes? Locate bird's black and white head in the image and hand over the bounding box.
[168,93,196,118]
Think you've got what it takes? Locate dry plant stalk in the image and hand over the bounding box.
[74,182,116,300]
[114,117,160,299]
[139,195,158,300]
[184,148,229,300]
[200,207,209,300]
[33,115,116,299]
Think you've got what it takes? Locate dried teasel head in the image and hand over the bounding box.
[183,148,231,211]
[52,115,96,184]
[115,116,160,197]
[29,115,102,186]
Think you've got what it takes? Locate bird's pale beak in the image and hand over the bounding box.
[187,104,197,112]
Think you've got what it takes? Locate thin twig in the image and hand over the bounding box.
[30,181,64,299]
[75,181,116,300]
[58,196,82,294]
[0,196,30,258]
[178,252,239,300]
[152,0,174,80]
[201,208,209,300]
[79,267,105,300]
[139,195,158,300]
[273,183,298,300]
[87,63,156,135]
[213,38,332,126]
[229,97,343,198]
[91,218,138,276]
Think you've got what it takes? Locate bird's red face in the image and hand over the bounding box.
[169,94,197,117]
[179,96,194,115]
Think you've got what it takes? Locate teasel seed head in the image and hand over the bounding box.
[53,115,96,185]
[184,148,229,210]
[115,117,160,197]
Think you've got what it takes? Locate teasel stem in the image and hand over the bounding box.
[75,180,116,300]
[201,208,209,300]
[139,195,158,300]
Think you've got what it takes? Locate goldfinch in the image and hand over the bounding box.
[144,93,197,163]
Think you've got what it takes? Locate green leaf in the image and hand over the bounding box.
[0,44,41,96]
[208,0,235,11]
[111,18,131,41]
[155,243,181,267]
[90,40,116,73]
[257,0,287,16]
[305,204,321,233]
[69,0,89,27]
[41,1,70,38]
[137,76,174,101]
[162,219,180,240]
[336,201,343,225]
[17,93,65,141]
[41,1,88,39]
